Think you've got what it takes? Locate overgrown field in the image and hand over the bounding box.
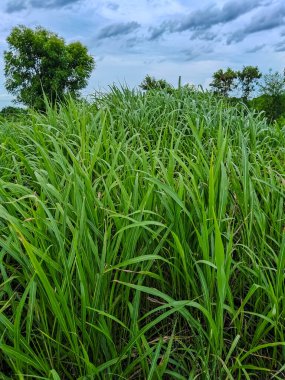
[0,88,285,379]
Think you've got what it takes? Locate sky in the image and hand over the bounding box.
[0,0,285,107]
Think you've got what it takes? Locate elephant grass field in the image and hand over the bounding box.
[0,87,285,379]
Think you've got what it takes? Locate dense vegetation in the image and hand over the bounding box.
[4,25,95,111]
[0,87,284,379]
[3,25,284,124]
[142,68,285,125]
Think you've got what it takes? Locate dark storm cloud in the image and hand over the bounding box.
[97,22,140,40]
[246,44,265,53]
[6,0,81,12]
[149,0,264,40]
[227,4,285,43]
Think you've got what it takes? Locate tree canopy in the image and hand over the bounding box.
[259,69,285,97]
[209,68,237,97]
[210,66,262,100]
[237,66,262,101]
[257,69,285,121]
[4,25,95,110]
[139,75,173,93]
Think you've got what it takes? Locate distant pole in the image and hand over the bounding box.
[178,76,181,89]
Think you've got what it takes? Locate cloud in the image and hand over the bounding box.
[148,0,265,40]
[275,40,285,52]
[177,0,262,32]
[125,37,142,48]
[97,22,140,40]
[31,0,81,6]
[180,44,214,62]
[6,0,81,12]
[227,3,285,43]
[148,21,176,40]
[6,0,27,12]
[246,44,265,53]
[106,2,119,11]
[190,31,218,41]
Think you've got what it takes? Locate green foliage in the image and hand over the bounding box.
[209,68,237,97]
[0,88,285,379]
[139,74,173,93]
[256,69,285,121]
[0,105,27,117]
[237,65,262,101]
[275,115,285,127]
[4,25,95,110]
[209,65,284,122]
[259,69,285,97]
[250,93,285,122]
[249,93,268,111]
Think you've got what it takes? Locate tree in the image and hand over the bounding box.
[139,75,173,93]
[237,65,262,101]
[259,69,285,97]
[209,68,237,97]
[258,69,285,121]
[4,25,95,110]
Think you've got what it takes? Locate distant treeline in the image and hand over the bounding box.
[140,68,285,125]
[1,25,285,125]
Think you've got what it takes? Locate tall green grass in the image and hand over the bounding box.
[0,87,284,379]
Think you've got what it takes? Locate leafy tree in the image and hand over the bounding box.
[140,75,173,93]
[259,69,285,97]
[0,106,28,122]
[237,65,262,101]
[4,25,95,110]
[209,68,237,97]
[258,69,285,121]
[0,106,27,116]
